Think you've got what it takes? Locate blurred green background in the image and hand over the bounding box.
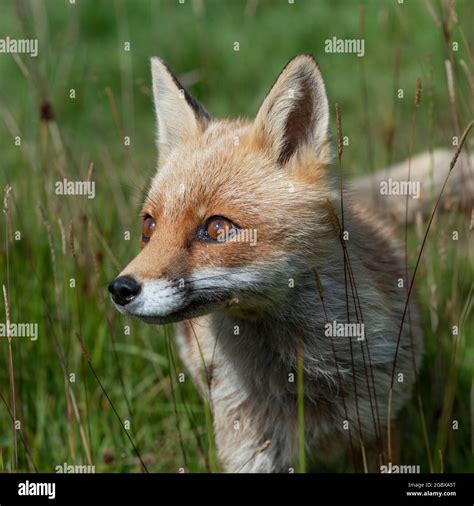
[0,0,472,473]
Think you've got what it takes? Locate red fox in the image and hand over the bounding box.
[108,54,429,472]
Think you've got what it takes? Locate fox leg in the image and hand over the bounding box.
[210,390,297,473]
[174,318,215,398]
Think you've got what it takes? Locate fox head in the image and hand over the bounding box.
[109,54,337,324]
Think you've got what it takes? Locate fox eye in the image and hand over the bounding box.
[141,214,156,245]
[199,216,238,242]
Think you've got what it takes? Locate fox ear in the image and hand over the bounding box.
[151,57,210,162]
[253,54,330,165]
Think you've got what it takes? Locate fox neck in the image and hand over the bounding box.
[209,269,338,405]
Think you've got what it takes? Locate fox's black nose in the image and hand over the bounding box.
[108,276,141,306]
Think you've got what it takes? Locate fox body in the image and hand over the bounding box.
[109,55,423,472]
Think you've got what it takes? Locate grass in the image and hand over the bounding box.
[0,0,473,473]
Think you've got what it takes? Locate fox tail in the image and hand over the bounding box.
[352,148,473,225]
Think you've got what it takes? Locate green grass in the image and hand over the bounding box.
[0,0,473,473]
